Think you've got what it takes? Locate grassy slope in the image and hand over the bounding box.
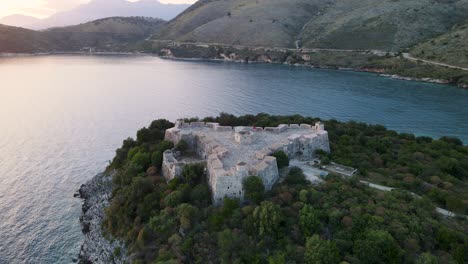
[0,17,166,53]
[45,17,166,51]
[153,0,468,51]
[300,0,468,51]
[153,0,325,47]
[411,22,468,68]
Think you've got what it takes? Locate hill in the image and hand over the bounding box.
[411,22,468,68]
[45,17,166,51]
[0,17,166,53]
[152,0,326,48]
[152,0,468,51]
[0,15,41,29]
[98,114,468,264]
[0,24,65,53]
[2,0,189,30]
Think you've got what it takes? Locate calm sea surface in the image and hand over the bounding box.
[0,55,467,263]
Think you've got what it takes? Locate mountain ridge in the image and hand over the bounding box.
[0,17,166,53]
[0,0,189,30]
[152,0,468,51]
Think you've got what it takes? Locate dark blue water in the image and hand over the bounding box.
[0,55,467,263]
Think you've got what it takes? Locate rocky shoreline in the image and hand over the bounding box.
[154,43,468,89]
[77,172,128,264]
[160,54,465,88]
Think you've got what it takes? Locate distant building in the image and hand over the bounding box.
[322,162,358,177]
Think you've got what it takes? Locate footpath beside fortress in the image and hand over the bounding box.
[162,121,330,204]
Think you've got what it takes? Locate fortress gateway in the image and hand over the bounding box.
[162,121,330,204]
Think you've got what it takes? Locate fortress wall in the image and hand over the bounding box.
[250,156,279,190]
[174,121,323,135]
[162,150,184,181]
[212,169,249,204]
[284,131,330,160]
[163,121,330,204]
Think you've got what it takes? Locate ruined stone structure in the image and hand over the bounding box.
[162,121,330,204]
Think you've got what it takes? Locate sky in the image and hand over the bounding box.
[0,0,196,18]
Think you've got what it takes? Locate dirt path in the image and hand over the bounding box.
[360,181,466,219]
[403,53,468,71]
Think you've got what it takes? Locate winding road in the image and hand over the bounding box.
[402,53,468,71]
[147,39,468,72]
[360,181,466,219]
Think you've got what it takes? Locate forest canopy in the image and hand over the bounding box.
[103,113,467,264]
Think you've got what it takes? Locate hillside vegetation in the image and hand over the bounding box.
[103,113,467,263]
[0,17,165,53]
[411,22,468,68]
[152,0,468,51]
[0,25,61,53]
[46,17,166,51]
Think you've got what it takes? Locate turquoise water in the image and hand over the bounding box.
[0,55,467,263]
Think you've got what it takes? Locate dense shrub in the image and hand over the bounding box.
[103,115,467,263]
[272,150,289,168]
[242,176,265,204]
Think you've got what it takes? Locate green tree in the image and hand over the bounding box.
[164,191,183,208]
[305,235,340,264]
[176,203,198,229]
[243,176,265,204]
[416,253,439,264]
[222,197,240,217]
[272,151,289,168]
[130,151,151,172]
[354,229,401,264]
[300,204,321,237]
[269,252,286,264]
[149,119,174,131]
[284,167,308,185]
[181,163,205,184]
[252,201,283,237]
[175,140,189,152]
[190,184,211,207]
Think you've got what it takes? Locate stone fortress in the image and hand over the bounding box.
[162,120,330,204]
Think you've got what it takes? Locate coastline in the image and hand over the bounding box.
[158,55,459,88]
[77,172,128,264]
[1,50,465,89]
[0,51,145,58]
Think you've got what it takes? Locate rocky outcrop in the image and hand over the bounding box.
[78,172,128,264]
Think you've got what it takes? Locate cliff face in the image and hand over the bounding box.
[78,172,128,264]
[152,0,468,51]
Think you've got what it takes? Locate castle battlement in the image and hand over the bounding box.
[162,121,330,204]
[173,120,325,134]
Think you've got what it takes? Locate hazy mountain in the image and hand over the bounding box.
[0,15,42,29]
[4,0,189,30]
[0,17,166,53]
[152,0,468,51]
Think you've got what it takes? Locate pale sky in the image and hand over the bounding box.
[0,0,196,18]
